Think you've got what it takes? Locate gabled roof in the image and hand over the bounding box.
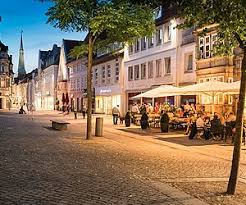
[63,39,83,63]
[0,41,8,52]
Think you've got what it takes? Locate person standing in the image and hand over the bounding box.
[112,105,120,125]
[160,110,169,132]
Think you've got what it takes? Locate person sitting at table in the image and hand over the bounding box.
[140,111,149,129]
[195,114,205,139]
[210,114,223,140]
[131,103,139,115]
[160,110,170,132]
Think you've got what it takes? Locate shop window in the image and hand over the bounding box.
[164,57,171,75]
[156,59,162,77]
[156,27,163,45]
[128,66,133,81]
[148,61,153,78]
[141,63,146,79]
[148,34,154,48]
[134,65,140,80]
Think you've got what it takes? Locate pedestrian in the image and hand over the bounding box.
[112,105,120,125]
[140,111,149,129]
[125,111,131,127]
[160,110,169,132]
[82,107,87,119]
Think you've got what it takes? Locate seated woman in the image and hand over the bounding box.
[140,112,149,129]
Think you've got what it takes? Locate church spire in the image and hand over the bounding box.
[18,31,26,79]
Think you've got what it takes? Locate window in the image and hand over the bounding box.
[199,33,217,59]
[156,28,163,45]
[77,78,80,90]
[134,65,140,80]
[218,76,224,82]
[141,37,147,50]
[129,43,134,54]
[205,36,210,58]
[228,78,233,83]
[148,34,154,48]
[134,39,140,52]
[107,65,111,84]
[115,66,119,82]
[212,77,217,82]
[148,61,154,78]
[154,6,162,19]
[94,68,98,85]
[165,57,171,74]
[167,25,171,41]
[102,66,106,84]
[199,79,204,83]
[186,54,193,71]
[156,59,162,77]
[128,66,133,81]
[141,63,146,79]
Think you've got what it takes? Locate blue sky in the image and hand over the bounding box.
[0,0,86,74]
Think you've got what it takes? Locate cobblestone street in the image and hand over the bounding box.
[0,111,246,204]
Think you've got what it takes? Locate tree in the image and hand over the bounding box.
[174,0,246,195]
[42,0,155,140]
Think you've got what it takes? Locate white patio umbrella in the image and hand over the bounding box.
[132,85,181,99]
[178,81,241,113]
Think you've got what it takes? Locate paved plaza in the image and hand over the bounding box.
[0,110,246,204]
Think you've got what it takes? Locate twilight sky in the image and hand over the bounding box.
[0,0,86,74]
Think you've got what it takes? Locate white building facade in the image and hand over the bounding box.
[124,7,196,111]
[93,52,125,115]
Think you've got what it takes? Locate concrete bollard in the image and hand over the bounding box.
[95,117,103,136]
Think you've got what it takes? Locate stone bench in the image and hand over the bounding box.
[50,120,70,131]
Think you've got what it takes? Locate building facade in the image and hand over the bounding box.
[57,39,82,110]
[195,25,242,113]
[0,41,14,109]
[93,51,125,114]
[124,6,196,111]
[35,44,60,110]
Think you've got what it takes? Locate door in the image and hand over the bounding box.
[0,98,2,109]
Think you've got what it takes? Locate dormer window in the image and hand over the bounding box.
[154,6,162,19]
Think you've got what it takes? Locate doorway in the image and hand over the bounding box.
[0,98,2,109]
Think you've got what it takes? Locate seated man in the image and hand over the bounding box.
[211,115,223,140]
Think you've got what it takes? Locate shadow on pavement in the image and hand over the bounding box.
[155,136,225,147]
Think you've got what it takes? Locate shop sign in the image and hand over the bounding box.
[100,89,111,94]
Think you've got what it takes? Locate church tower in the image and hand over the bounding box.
[17,31,26,79]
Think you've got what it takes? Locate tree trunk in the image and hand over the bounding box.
[86,33,93,140]
[227,48,246,195]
